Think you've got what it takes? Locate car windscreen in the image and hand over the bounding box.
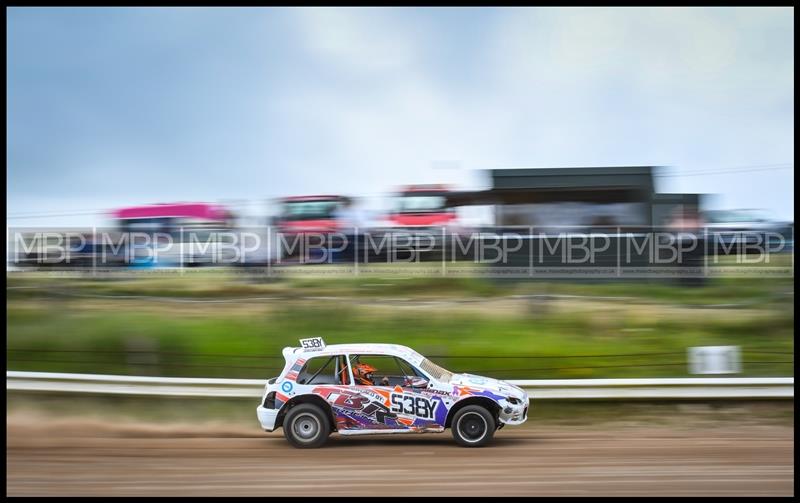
[419,358,454,382]
[394,195,447,213]
[281,201,340,220]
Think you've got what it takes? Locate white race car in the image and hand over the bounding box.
[257,338,529,448]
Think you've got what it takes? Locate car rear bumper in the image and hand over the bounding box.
[256,405,280,432]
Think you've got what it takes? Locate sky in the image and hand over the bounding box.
[6,7,795,227]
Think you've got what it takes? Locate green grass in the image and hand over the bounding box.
[6,270,794,378]
[7,272,793,379]
[7,262,794,304]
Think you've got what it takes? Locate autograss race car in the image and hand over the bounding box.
[257,338,529,448]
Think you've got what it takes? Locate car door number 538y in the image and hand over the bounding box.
[390,393,438,420]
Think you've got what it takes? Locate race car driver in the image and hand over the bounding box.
[352,362,389,386]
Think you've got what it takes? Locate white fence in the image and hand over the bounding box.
[6,371,794,400]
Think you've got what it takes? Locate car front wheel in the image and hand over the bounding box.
[283,404,330,449]
[451,405,496,447]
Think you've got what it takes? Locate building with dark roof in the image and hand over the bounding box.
[448,166,703,229]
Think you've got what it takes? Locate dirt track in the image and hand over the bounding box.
[6,416,793,496]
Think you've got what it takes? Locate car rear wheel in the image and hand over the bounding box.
[451,405,495,447]
[283,404,330,449]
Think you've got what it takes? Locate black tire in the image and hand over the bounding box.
[283,404,331,449]
[451,405,496,447]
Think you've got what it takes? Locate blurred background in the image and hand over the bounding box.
[6,6,794,497]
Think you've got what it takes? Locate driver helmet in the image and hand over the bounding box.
[352,363,377,385]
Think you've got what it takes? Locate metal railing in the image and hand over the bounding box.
[7,371,793,400]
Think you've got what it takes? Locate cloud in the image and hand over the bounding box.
[280,8,520,193]
[291,7,419,74]
[6,7,795,225]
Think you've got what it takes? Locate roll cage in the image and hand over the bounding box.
[292,352,431,388]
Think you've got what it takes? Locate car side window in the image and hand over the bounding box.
[349,354,425,387]
[297,355,350,385]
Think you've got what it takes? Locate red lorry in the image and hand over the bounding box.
[387,185,457,228]
[275,195,348,234]
[274,195,350,262]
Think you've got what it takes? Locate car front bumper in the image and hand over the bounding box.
[498,395,530,425]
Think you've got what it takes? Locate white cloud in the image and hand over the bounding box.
[279,8,514,197]
[291,7,418,73]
